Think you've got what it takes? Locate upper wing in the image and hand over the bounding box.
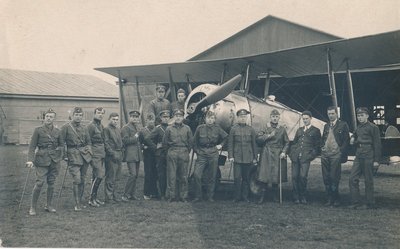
[95,30,400,83]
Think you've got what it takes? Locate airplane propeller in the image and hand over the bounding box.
[186,74,242,114]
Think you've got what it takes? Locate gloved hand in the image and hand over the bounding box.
[229,158,234,163]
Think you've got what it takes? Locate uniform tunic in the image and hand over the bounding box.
[148,98,171,125]
[163,123,193,200]
[87,119,105,179]
[121,123,143,162]
[28,124,63,186]
[103,124,123,200]
[139,125,158,197]
[256,123,289,184]
[171,101,185,112]
[193,124,228,199]
[349,121,381,205]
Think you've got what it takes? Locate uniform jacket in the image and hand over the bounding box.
[148,98,171,124]
[28,124,63,166]
[121,122,143,162]
[193,123,228,155]
[86,119,105,159]
[103,124,123,162]
[353,121,382,162]
[289,125,321,163]
[61,121,92,165]
[171,101,185,112]
[228,124,257,164]
[162,123,193,151]
[321,119,350,162]
[147,124,169,156]
[139,126,154,152]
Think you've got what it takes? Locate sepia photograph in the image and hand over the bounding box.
[0,0,399,248]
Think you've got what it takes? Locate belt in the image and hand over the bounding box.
[67,144,86,149]
[357,143,372,147]
[38,145,56,150]
[92,142,104,145]
[201,144,216,148]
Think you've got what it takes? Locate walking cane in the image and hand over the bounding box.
[187,150,195,179]
[56,162,69,209]
[18,166,32,210]
[279,158,282,204]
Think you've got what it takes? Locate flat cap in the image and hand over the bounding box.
[44,108,56,115]
[270,109,280,116]
[73,107,83,114]
[356,107,369,115]
[236,109,250,116]
[156,84,166,91]
[129,110,140,117]
[159,110,170,117]
[173,109,184,116]
[302,110,312,117]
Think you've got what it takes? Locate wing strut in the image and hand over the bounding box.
[327,48,338,108]
[346,60,357,131]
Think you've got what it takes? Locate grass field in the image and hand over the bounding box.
[0,145,399,248]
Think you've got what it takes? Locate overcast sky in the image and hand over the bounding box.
[1,0,399,82]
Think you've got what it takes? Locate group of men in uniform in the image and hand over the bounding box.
[25,83,382,215]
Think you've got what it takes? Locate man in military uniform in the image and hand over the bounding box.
[228,109,257,203]
[321,106,350,207]
[103,112,124,204]
[121,110,143,201]
[147,110,170,200]
[26,108,63,215]
[289,111,321,204]
[140,114,158,200]
[86,107,106,207]
[171,88,186,112]
[349,107,381,209]
[256,109,289,204]
[163,109,193,202]
[192,110,227,202]
[148,84,171,125]
[61,107,92,211]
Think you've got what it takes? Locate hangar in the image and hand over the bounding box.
[0,68,119,144]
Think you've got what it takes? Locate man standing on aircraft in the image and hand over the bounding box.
[103,112,124,204]
[348,107,381,209]
[192,110,227,202]
[171,88,186,112]
[163,109,193,202]
[87,107,106,207]
[148,84,171,126]
[61,107,92,211]
[289,111,321,204]
[228,109,257,203]
[256,109,289,204]
[121,110,143,201]
[320,106,350,207]
[26,108,63,215]
[147,110,170,200]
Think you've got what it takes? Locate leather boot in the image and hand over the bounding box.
[78,183,86,208]
[89,178,100,207]
[73,184,81,211]
[45,185,56,212]
[94,178,104,205]
[258,190,266,204]
[29,184,42,215]
[272,184,279,202]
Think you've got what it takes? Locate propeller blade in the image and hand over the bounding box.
[187,74,242,114]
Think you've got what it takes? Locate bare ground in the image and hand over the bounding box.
[0,145,399,248]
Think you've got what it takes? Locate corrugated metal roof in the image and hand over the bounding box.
[189,15,342,61]
[0,68,118,98]
[96,30,400,83]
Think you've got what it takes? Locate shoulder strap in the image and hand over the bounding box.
[68,122,85,144]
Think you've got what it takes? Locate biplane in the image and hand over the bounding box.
[95,30,400,193]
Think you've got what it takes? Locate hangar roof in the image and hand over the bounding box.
[0,68,118,99]
[189,15,342,61]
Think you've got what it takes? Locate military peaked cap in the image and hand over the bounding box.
[356,107,369,115]
[159,110,170,117]
[236,109,250,116]
[44,108,56,115]
[173,109,184,116]
[156,84,166,91]
[73,107,83,114]
[177,88,186,94]
[270,109,280,116]
[129,110,140,117]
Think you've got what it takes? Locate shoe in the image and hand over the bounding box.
[88,199,100,207]
[180,198,188,203]
[160,196,166,201]
[168,198,175,202]
[95,199,105,205]
[29,207,36,216]
[121,196,130,202]
[233,198,241,203]
[207,198,215,202]
[300,197,307,204]
[143,195,151,200]
[192,198,201,203]
[359,204,377,210]
[113,198,121,203]
[130,195,139,201]
[324,200,333,207]
[44,205,57,213]
[243,198,250,203]
[294,199,300,204]
[74,205,82,211]
[348,203,361,209]
[333,200,341,207]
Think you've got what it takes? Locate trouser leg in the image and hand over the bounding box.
[321,155,332,201]
[233,163,242,200]
[299,161,311,199]
[364,157,375,205]
[207,154,219,200]
[78,162,89,203]
[124,162,136,198]
[104,159,118,201]
[156,155,167,198]
[330,155,342,202]
[177,149,189,200]
[349,157,362,204]
[291,159,301,201]
[30,183,43,211]
[241,164,251,200]
[193,155,207,199]
[46,161,60,209]
[167,150,178,200]
[143,150,157,196]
